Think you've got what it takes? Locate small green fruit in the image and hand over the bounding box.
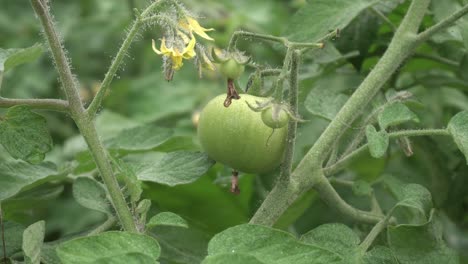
[197,94,287,173]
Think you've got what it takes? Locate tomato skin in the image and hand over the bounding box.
[261,107,289,129]
[219,59,245,80]
[197,94,287,173]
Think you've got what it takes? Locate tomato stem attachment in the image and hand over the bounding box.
[224,78,241,107]
[230,170,240,195]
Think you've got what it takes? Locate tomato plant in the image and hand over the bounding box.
[198,94,287,173]
[2,0,468,263]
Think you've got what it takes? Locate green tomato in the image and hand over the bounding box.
[219,59,245,80]
[197,94,287,173]
[261,106,289,129]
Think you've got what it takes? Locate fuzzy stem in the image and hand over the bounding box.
[86,216,117,236]
[228,31,287,51]
[313,174,383,224]
[324,128,450,176]
[251,0,432,226]
[249,50,300,225]
[370,7,397,32]
[416,3,468,45]
[87,0,162,117]
[280,50,299,181]
[358,208,394,253]
[30,0,138,233]
[0,97,69,112]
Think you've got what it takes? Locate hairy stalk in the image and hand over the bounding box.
[324,128,450,175]
[250,49,302,225]
[87,0,163,117]
[30,0,137,233]
[358,208,394,253]
[86,216,117,236]
[416,3,468,45]
[251,0,434,226]
[250,50,301,225]
[0,98,69,112]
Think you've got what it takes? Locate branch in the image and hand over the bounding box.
[87,0,163,117]
[358,208,394,253]
[324,129,450,176]
[250,0,432,226]
[29,0,83,113]
[0,97,69,112]
[313,174,383,224]
[416,4,468,44]
[30,0,138,233]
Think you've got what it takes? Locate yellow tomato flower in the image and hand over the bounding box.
[179,16,214,41]
[152,34,196,70]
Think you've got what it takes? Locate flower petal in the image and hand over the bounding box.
[182,34,197,59]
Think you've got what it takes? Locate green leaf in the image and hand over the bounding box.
[203,253,263,264]
[388,211,459,264]
[378,102,419,130]
[0,161,59,201]
[300,223,360,257]
[2,221,25,257]
[56,231,161,264]
[134,151,215,186]
[147,212,188,229]
[105,123,173,152]
[286,0,376,42]
[0,44,43,72]
[93,253,157,264]
[362,246,398,264]
[393,184,433,225]
[22,220,45,264]
[305,73,361,121]
[72,177,112,215]
[448,111,468,164]
[150,225,210,264]
[365,125,389,158]
[0,105,53,164]
[206,224,342,263]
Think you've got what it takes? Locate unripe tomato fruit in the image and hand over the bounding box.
[219,59,245,80]
[197,94,287,173]
[261,107,289,129]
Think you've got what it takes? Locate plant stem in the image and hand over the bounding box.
[249,50,300,225]
[87,0,163,117]
[87,216,117,236]
[413,52,459,67]
[313,174,383,224]
[0,97,68,112]
[280,50,300,182]
[228,31,287,51]
[324,128,450,176]
[30,0,138,233]
[251,0,433,226]
[358,208,394,253]
[416,3,468,45]
[370,7,397,32]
